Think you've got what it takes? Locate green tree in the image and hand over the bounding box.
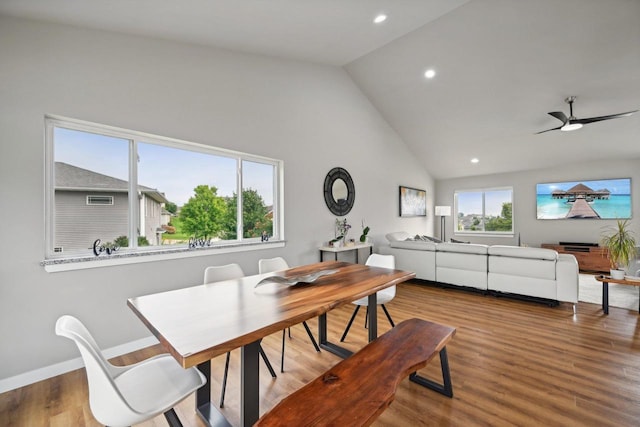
[165,201,178,214]
[223,188,272,239]
[179,185,228,239]
[485,202,513,232]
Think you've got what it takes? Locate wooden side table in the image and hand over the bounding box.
[319,243,373,264]
[594,275,640,314]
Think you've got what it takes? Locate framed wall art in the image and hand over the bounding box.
[399,186,426,217]
[536,178,631,220]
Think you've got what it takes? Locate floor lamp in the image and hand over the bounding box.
[435,206,452,242]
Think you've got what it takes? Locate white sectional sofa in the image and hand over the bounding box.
[379,232,579,304]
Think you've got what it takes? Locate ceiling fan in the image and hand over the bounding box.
[536,96,637,134]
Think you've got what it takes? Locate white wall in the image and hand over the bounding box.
[0,16,434,386]
[435,159,640,247]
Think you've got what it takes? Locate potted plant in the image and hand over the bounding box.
[601,219,637,279]
[360,224,370,243]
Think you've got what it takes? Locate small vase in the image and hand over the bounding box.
[610,269,625,280]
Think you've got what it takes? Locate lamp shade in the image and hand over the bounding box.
[435,206,452,217]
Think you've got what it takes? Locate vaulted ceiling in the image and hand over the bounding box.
[1,0,638,179]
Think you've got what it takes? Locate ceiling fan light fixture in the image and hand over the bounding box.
[560,122,583,132]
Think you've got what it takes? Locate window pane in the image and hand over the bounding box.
[484,190,513,232]
[53,127,129,254]
[241,160,275,239]
[455,189,513,234]
[456,191,484,232]
[138,142,237,245]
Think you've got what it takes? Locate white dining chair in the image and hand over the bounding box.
[258,257,321,372]
[340,254,397,342]
[55,315,206,427]
[203,263,277,408]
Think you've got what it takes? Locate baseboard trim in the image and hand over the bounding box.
[0,335,159,394]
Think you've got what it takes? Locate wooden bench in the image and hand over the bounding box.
[254,318,456,427]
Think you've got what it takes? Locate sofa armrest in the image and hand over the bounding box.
[556,254,579,303]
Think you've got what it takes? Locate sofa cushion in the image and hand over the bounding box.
[436,242,489,255]
[489,245,557,261]
[385,231,411,242]
[390,240,437,251]
[489,256,556,280]
[437,251,487,271]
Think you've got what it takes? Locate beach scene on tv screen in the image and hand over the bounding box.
[536,178,631,219]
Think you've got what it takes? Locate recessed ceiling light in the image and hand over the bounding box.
[374,14,387,24]
[424,69,436,79]
[471,158,479,164]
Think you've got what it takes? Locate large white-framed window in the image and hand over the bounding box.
[45,116,283,260]
[454,187,513,235]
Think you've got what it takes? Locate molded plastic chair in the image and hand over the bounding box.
[203,263,277,408]
[258,257,321,372]
[340,254,397,342]
[55,315,206,427]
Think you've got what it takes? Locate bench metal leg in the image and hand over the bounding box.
[409,347,453,398]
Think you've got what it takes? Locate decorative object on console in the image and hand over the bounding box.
[435,206,452,241]
[360,220,370,243]
[329,218,351,247]
[399,186,426,217]
[536,178,631,220]
[600,219,637,279]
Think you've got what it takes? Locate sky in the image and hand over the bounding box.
[54,127,274,206]
[456,189,511,217]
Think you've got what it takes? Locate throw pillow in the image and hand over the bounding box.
[450,238,470,244]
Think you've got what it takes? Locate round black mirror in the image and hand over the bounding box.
[324,167,355,216]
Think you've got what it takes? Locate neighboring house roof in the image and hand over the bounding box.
[55,162,169,204]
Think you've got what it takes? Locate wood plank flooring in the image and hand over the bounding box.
[2,280,639,426]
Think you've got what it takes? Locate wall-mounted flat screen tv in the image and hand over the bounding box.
[536,178,631,220]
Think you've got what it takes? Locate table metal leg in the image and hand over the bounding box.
[319,293,379,359]
[241,340,260,427]
[318,312,353,359]
[196,361,232,427]
[368,293,377,342]
[602,281,609,314]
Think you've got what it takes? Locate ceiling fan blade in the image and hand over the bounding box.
[548,111,567,123]
[574,110,638,125]
[535,125,563,134]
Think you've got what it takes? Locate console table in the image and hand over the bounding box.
[541,243,609,273]
[319,243,373,264]
[595,275,640,314]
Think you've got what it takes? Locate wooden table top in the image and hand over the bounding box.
[595,275,640,286]
[127,261,415,368]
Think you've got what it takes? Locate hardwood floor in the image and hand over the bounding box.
[2,280,639,426]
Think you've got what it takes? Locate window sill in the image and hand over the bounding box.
[453,233,514,238]
[41,240,286,273]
